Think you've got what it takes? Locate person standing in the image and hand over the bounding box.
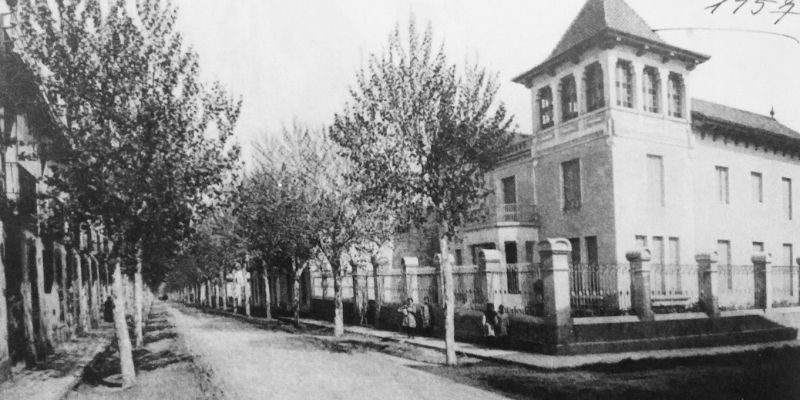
[481,303,498,345]
[496,304,510,348]
[398,298,417,339]
[418,296,432,336]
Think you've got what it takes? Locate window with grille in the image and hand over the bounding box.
[538,86,554,129]
[642,67,660,113]
[562,159,581,210]
[584,62,605,112]
[667,72,684,118]
[615,60,634,108]
[560,75,578,121]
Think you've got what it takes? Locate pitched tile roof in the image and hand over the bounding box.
[692,99,800,141]
[547,0,665,60]
[513,0,708,85]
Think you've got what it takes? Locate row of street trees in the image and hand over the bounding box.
[171,17,513,366]
[12,0,240,387]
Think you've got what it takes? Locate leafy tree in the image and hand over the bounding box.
[14,0,240,386]
[330,18,513,364]
[236,126,323,327]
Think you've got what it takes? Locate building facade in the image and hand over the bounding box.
[454,0,799,272]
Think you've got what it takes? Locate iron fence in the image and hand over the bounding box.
[569,264,631,317]
[718,265,758,310]
[650,264,700,312]
[772,265,799,307]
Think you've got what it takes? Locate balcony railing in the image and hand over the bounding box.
[467,203,539,226]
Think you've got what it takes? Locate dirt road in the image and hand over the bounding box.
[168,304,510,400]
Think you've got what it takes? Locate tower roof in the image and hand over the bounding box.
[513,0,709,86]
[547,0,665,59]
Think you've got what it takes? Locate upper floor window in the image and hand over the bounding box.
[642,66,661,114]
[716,166,730,204]
[584,62,605,112]
[615,60,634,108]
[501,176,516,205]
[537,86,554,129]
[751,172,763,203]
[647,155,665,207]
[667,73,684,118]
[562,159,581,210]
[560,75,578,121]
[783,178,793,220]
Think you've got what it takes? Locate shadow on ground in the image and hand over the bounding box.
[81,308,193,387]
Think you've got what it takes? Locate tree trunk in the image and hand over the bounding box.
[20,234,36,366]
[58,245,69,335]
[133,243,144,349]
[0,220,9,380]
[245,273,251,317]
[73,249,86,334]
[332,260,344,337]
[112,259,136,388]
[103,260,110,299]
[371,255,383,329]
[262,265,271,320]
[86,254,98,329]
[33,236,50,355]
[220,269,227,311]
[440,233,457,366]
[92,256,101,325]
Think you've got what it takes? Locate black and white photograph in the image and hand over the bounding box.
[1,0,800,399]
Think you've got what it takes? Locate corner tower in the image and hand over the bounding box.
[514,0,709,265]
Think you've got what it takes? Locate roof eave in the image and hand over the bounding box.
[513,29,711,87]
[692,111,800,150]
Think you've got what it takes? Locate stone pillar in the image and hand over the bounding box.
[626,249,654,321]
[753,253,773,310]
[32,235,50,352]
[538,238,573,349]
[478,249,507,307]
[401,257,419,302]
[696,252,720,318]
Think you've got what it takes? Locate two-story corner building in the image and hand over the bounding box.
[503,0,800,267]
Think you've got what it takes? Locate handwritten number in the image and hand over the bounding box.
[751,0,776,14]
[706,0,729,13]
[773,0,797,23]
[734,0,749,13]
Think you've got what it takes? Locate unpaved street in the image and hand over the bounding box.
[169,304,510,400]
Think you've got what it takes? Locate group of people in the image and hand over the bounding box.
[397,298,511,348]
[397,297,433,339]
[481,303,510,347]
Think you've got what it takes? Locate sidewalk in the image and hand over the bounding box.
[197,305,800,370]
[0,324,114,400]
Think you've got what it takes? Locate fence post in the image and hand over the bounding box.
[626,249,655,321]
[478,249,507,308]
[753,253,773,310]
[538,238,572,348]
[401,257,419,302]
[696,252,720,318]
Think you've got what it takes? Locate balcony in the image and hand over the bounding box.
[5,162,37,216]
[466,203,540,229]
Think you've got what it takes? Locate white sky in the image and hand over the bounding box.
[41,1,800,164]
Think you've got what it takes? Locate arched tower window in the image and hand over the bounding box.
[537,86,554,129]
[615,60,634,108]
[668,72,684,118]
[584,62,605,112]
[560,75,578,121]
[642,67,661,114]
